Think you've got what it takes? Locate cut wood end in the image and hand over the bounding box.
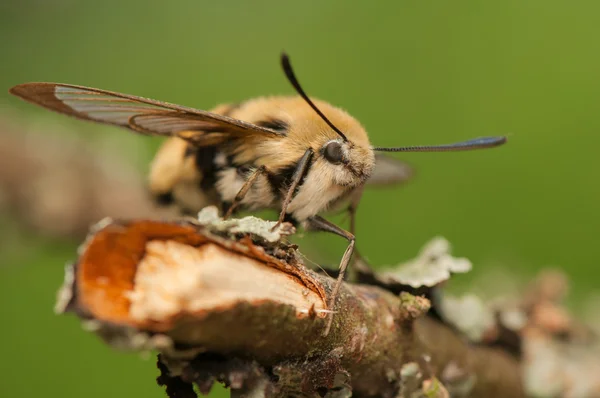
[62,217,329,332]
[128,240,327,323]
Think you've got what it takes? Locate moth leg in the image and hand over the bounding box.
[272,148,314,230]
[305,215,355,336]
[344,187,374,280]
[345,203,362,282]
[223,165,267,219]
[348,192,361,236]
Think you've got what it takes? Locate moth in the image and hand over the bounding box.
[9,53,506,334]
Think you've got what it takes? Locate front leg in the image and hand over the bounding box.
[347,186,364,236]
[223,165,267,219]
[346,187,375,278]
[305,215,355,336]
[272,148,314,230]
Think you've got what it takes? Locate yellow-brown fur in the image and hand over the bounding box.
[149,96,375,220]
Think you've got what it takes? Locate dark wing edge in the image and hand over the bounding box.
[8,83,284,141]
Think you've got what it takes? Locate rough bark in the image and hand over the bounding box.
[54,208,600,398]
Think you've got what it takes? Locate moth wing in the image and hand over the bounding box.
[9,83,284,146]
[367,153,414,187]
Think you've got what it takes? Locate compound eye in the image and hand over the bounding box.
[324,141,344,164]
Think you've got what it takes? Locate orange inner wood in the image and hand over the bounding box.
[76,221,208,325]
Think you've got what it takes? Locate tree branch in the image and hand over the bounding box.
[54,207,600,397]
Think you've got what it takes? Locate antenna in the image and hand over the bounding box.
[280,53,507,153]
[280,52,348,141]
[373,136,507,152]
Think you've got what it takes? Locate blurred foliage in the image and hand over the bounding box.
[1,1,599,397]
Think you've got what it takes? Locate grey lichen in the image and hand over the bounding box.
[439,294,495,342]
[499,307,528,332]
[196,206,295,242]
[440,361,476,398]
[76,216,113,256]
[379,237,471,288]
[523,331,600,397]
[399,361,422,396]
[54,263,75,314]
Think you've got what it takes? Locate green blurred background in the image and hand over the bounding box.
[1,1,599,397]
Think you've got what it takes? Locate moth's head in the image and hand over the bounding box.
[317,137,375,186]
[294,102,374,187]
[277,54,376,187]
[243,96,376,187]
